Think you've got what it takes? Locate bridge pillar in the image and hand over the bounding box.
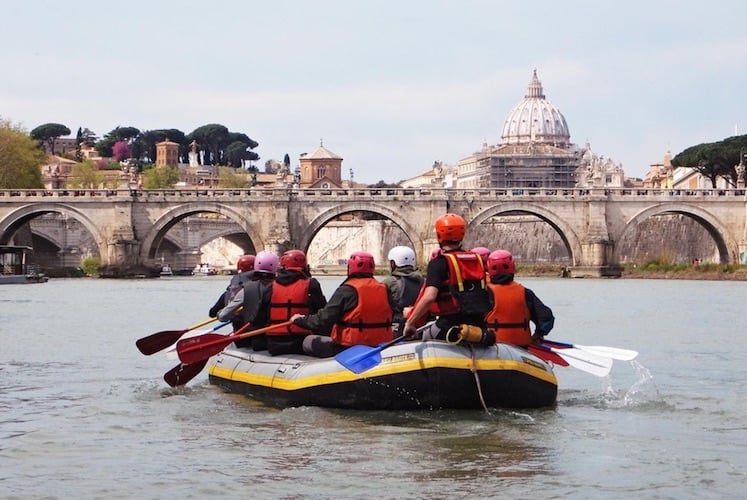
[100,226,145,277]
[571,200,622,277]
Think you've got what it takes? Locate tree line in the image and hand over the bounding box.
[671,135,747,188]
[28,122,260,169]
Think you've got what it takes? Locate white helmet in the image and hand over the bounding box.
[387,246,416,268]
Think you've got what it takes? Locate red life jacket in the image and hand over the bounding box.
[332,277,392,347]
[430,251,490,316]
[267,278,313,335]
[485,281,532,346]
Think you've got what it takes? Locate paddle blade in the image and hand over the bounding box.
[177,333,234,365]
[576,345,638,361]
[136,329,187,355]
[335,345,384,374]
[553,347,612,377]
[528,345,569,366]
[163,359,208,387]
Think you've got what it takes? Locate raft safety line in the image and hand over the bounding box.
[469,344,489,413]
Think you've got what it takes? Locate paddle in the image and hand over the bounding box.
[162,320,256,387]
[532,343,612,377]
[162,321,231,359]
[527,344,569,366]
[541,339,638,361]
[136,317,218,355]
[335,334,411,374]
[163,359,208,387]
[176,320,294,365]
[335,322,436,374]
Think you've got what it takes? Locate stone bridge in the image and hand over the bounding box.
[1,187,745,277]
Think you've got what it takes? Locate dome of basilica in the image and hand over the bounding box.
[500,70,571,147]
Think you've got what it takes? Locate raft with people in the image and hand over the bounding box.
[138,212,638,410]
[205,338,559,410]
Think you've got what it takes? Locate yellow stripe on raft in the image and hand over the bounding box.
[209,352,557,391]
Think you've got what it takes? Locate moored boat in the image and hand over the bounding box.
[208,340,557,410]
[0,245,48,284]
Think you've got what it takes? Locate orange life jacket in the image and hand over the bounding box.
[332,278,392,347]
[267,278,313,335]
[485,281,532,346]
[430,251,490,316]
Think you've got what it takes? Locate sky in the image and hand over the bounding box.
[3,0,746,184]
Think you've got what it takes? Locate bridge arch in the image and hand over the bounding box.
[469,203,584,266]
[139,203,263,265]
[613,203,738,264]
[0,203,108,259]
[298,202,422,256]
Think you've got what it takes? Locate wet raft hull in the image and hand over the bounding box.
[208,340,557,410]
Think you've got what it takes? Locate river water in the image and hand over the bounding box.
[1,276,745,498]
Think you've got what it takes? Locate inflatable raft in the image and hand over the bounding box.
[207,340,558,410]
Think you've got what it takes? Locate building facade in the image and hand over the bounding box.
[454,70,623,189]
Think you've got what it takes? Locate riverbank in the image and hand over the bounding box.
[518,263,747,280]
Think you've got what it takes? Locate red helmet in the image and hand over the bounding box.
[237,254,255,272]
[487,249,515,275]
[347,251,375,276]
[280,249,307,270]
[470,246,490,263]
[435,213,466,244]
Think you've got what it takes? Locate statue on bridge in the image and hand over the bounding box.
[189,140,199,167]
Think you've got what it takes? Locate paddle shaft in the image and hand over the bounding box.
[177,320,294,365]
[136,317,218,355]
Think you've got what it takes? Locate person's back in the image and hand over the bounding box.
[382,246,423,332]
[291,251,393,358]
[485,249,554,347]
[208,254,255,318]
[266,250,327,355]
[403,214,493,344]
[218,251,279,350]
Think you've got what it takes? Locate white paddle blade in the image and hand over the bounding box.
[576,345,638,361]
[553,347,613,377]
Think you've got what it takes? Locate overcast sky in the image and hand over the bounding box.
[3,1,746,184]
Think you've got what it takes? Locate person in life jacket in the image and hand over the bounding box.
[265,249,327,356]
[485,249,555,347]
[402,214,494,345]
[470,246,491,278]
[208,254,255,318]
[218,250,279,350]
[290,251,394,358]
[381,246,424,335]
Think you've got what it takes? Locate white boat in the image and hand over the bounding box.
[0,246,48,284]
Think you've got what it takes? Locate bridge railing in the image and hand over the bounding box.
[0,187,745,201]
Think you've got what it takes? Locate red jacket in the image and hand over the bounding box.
[485,281,531,346]
[331,277,392,347]
[268,278,313,335]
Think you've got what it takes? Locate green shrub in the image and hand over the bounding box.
[80,256,101,277]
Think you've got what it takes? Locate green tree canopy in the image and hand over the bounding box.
[0,119,45,189]
[67,159,104,189]
[141,165,179,189]
[30,122,71,155]
[217,166,250,188]
[672,134,747,187]
[95,126,143,158]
